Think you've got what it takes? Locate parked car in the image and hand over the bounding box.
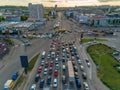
[53,79,58,87]
[50,61,54,67]
[74,72,79,79]
[45,62,49,68]
[54,70,58,77]
[39,79,44,88]
[34,74,40,82]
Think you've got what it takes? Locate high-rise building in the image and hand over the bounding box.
[28,3,44,21]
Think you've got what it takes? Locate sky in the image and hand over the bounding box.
[0,0,120,7]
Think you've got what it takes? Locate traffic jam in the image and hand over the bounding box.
[30,38,90,90]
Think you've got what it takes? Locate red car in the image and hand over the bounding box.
[38,66,42,73]
[50,61,54,67]
[54,70,58,77]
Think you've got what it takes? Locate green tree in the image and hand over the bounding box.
[0,17,5,22]
[20,15,28,21]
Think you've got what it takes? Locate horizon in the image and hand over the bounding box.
[0,0,120,7]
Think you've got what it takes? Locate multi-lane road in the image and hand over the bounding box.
[0,11,120,90]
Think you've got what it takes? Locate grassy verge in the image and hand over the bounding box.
[81,38,106,43]
[13,53,39,89]
[28,54,39,71]
[4,38,14,45]
[87,43,120,90]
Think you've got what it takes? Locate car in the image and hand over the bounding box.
[49,67,52,75]
[45,62,49,67]
[62,75,66,84]
[76,55,80,59]
[54,70,58,77]
[43,68,48,75]
[83,82,89,90]
[76,79,81,88]
[47,76,51,85]
[55,64,59,70]
[55,61,59,64]
[34,74,40,82]
[78,59,82,65]
[62,58,65,62]
[80,65,84,71]
[74,66,78,72]
[39,79,44,88]
[82,72,87,79]
[74,72,79,79]
[30,84,36,90]
[53,79,58,87]
[87,62,90,67]
[50,61,54,67]
[72,61,76,65]
[85,59,89,63]
[37,66,42,73]
[62,65,66,71]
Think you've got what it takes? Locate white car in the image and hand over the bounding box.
[53,79,58,87]
[87,62,90,67]
[83,82,89,90]
[44,68,48,75]
[30,84,36,90]
[80,65,84,71]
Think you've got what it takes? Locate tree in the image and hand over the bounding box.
[0,17,5,22]
[20,15,28,21]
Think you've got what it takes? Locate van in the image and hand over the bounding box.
[53,79,57,87]
[76,79,81,88]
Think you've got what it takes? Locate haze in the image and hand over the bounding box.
[0,0,120,7]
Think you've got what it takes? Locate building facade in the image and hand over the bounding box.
[28,3,44,21]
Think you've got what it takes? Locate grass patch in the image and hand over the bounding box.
[87,43,120,90]
[27,53,39,71]
[13,74,25,90]
[4,38,14,45]
[81,38,106,43]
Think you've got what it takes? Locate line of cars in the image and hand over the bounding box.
[61,41,90,90]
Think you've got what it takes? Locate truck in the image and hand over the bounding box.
[4,80,13,90]
[68,61,75,83]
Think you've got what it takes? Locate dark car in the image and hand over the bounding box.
[76,79,81,88]
[49,67,53,75]
[34,74,40,82]
[39,79,44,88]
[47,76,51,85]
[62,75,66,84]
[82,72,87,79]
[74,66,78,72]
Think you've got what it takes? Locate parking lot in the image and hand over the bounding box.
[30,36,90,90]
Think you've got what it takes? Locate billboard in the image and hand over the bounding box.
[20,56,28,68]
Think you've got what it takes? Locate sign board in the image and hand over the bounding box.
[20,56,28,68]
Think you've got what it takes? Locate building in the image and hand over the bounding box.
[28,3,44,21]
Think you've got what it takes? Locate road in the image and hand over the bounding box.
[0,18,56,89]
